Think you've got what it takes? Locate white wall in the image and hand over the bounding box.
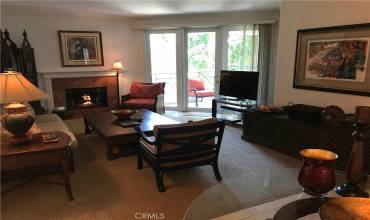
[274,1,370,113]
[1,5,146,95]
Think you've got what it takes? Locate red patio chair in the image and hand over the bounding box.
[188,79,214,107]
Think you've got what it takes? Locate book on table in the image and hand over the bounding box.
[118,120,140,128]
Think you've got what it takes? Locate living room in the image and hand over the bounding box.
[1,1,370,220]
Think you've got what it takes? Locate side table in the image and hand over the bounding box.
[1,131,74,201]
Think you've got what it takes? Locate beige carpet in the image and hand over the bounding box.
[1,119,300,220]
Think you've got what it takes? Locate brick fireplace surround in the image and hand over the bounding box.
[52,77,118,109]
[38,71,120,112]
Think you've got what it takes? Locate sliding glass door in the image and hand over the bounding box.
[147,31,179,109]
[186,29,217,110]
[146,26,260,112]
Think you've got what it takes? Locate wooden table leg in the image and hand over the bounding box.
[105,139,135,160]
[106,140,115,161]
[84,118,93,134]
[68,149,75,173]
[63,156,74,201]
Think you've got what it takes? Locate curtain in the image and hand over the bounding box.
[257,24,272,104]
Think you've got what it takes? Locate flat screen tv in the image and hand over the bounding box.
[219,70,259,100]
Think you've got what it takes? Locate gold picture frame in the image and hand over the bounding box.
[58,31,104,67]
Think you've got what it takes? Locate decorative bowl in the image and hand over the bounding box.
[258,104,283,114]
[259,104,273,112]
[111,109,136,121]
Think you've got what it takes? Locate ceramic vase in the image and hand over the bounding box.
[298,149,338,197]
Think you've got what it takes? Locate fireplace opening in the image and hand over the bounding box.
[65,87,108,109]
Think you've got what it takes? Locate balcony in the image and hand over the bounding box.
[152,71,215,109]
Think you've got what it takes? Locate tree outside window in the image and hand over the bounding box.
[227,25,259,71]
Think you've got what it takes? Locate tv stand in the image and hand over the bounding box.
[212,98,256,122]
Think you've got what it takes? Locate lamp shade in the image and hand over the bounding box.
[0,72,48,104]
[112,61,124,70]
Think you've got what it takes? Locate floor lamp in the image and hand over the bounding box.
[112,61,124,107]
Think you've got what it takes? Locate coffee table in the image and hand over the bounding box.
[1,131,74,201]
[83,109,178,160]
[184,168,370,220]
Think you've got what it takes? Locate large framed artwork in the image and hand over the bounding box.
[58,31,104,67]
[294,23,370,96]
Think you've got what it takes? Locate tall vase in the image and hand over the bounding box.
[298,149,338,198]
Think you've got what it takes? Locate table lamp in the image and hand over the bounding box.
[0,72,48,145]
[112,61,124,106]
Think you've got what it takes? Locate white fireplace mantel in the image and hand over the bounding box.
[38,70,117,112]
[40,70,116,79]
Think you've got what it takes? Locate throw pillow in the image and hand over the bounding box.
[188,79,205,90]
[130,82,163,99]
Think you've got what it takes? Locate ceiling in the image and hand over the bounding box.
[2,0,280,17]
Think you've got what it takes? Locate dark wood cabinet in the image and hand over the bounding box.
[243,110,370,174]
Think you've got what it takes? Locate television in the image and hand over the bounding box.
[219,70,259,100]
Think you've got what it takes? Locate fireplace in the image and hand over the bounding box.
[65,87,108,109]
[45,73,119,113]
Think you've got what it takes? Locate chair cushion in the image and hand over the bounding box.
[122,98,156,109]
[188,79,205,90]
[130,82,163,98]
[138,137,214,168]
[188,90,214,97]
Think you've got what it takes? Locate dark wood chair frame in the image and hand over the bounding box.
[121,82,165,113]
[135,119,226,192]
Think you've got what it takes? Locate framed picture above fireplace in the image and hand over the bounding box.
[294,23,370,96]
[58,31,104,67]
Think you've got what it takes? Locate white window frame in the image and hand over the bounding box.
[222,25,259,72]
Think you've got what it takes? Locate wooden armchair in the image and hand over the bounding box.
[121,82,165,114]
[135,118,226,192]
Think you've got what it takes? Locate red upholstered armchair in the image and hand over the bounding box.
[121,82,165,114]
[188,79,214,107]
